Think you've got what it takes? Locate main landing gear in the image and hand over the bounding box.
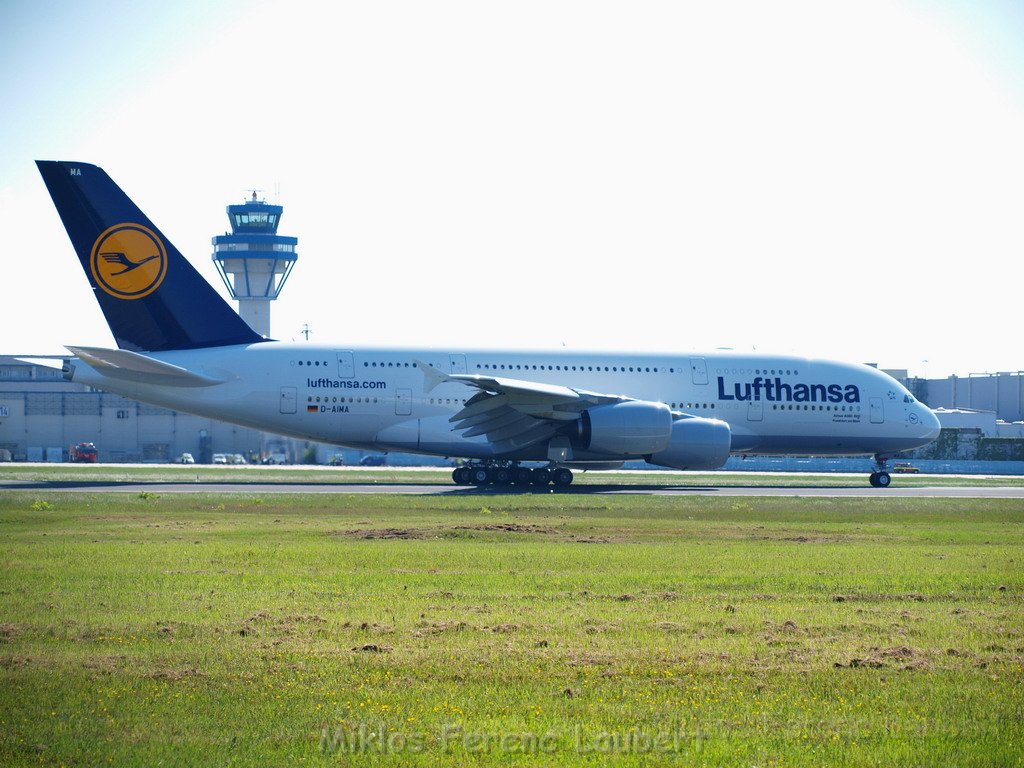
[868,454,892,488]
[452,462,574,488]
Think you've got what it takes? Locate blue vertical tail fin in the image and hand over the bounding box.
[36,160,264,352]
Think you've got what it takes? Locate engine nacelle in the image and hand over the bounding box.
[576,401,673,457]
[647,415,731,470]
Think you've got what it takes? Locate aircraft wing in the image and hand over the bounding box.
[415,360,626,452]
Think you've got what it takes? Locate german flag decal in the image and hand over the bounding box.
[307,405,318,413]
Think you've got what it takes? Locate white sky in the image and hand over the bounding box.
[1,0,1022,378]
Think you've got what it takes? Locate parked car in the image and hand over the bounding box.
[359,455,386,467]
[178,453,195,464]
[228,453,247,465]
[263,453,288,465]
[212,453,228,465]
[892,462,920,473]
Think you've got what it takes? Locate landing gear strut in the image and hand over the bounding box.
[451,462,573,488]
[868,455,892,488]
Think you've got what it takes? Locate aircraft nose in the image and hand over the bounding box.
[922,407,941,440]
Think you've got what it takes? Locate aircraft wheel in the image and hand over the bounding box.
[452,468,463,484]
[490,467,511,485]
[552,468,574,488]
[531,468,551,486]
[513,467,533,485]
[470,467,490,485]
[875,471,891,488]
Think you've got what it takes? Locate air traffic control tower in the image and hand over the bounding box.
[211,192,298,338]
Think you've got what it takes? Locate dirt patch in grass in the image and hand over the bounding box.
[567,650,616,667]
[0,623,21,642]
[352,644,391,653]
[582,619,621,634]
[236,611,327,637]
[834,657,886,669]
[779,536,838,543]
[331,528,431,540]
[834,645,927,670]
[81,654,127,672]
[763,620,801,637]
[485,623,518,633]
[413,620,471,637]
[837,593,932,604]
[880,645,916,661]
[655,621,688,633]
[357,622,394,634]
[454,524,556,534]
[149,667,204,681]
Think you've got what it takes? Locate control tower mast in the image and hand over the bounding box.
[211,192,298,338]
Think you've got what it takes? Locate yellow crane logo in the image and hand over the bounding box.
[90,223,167,299]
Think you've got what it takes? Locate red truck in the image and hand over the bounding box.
[70,442,98,463]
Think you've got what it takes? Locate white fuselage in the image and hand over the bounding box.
[69,343,941,462]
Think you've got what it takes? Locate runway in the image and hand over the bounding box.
[3,479,1023,498]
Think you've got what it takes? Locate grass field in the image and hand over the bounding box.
[3,462,1024,487]
[1,491,1022,765]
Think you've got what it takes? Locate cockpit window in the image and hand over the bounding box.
[903,394,915,403]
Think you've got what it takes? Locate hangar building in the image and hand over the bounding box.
[0,355,268,463]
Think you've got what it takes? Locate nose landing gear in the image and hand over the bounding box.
[868,471,891,488]
[868,455,892,488]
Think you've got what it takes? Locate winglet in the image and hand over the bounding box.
[414,360,450,393]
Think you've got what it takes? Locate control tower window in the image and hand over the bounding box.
[234,212,274,228]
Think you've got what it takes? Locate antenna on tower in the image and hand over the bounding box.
[301,324,312,341]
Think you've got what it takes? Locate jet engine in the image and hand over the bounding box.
[647,415,731,470]
[575,401,673,456]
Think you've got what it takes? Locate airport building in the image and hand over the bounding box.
[906,372,1024,424]
[0,354,269,463]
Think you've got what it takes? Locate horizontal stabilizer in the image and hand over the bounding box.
[14,357,65,370]
[66,346,225,388]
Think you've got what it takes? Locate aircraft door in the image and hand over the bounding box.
[747,400,763,421]
[449,354,467,374]
[395,388,412,416]
[279,386,297,414]
[690,357,708,385]
[337,351,355,379]
[870,397,884,424]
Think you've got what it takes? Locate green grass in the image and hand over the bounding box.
[0,492,1022,766]
[2,462,1023,486]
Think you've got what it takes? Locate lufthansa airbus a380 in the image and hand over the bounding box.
[36,161,940,488]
